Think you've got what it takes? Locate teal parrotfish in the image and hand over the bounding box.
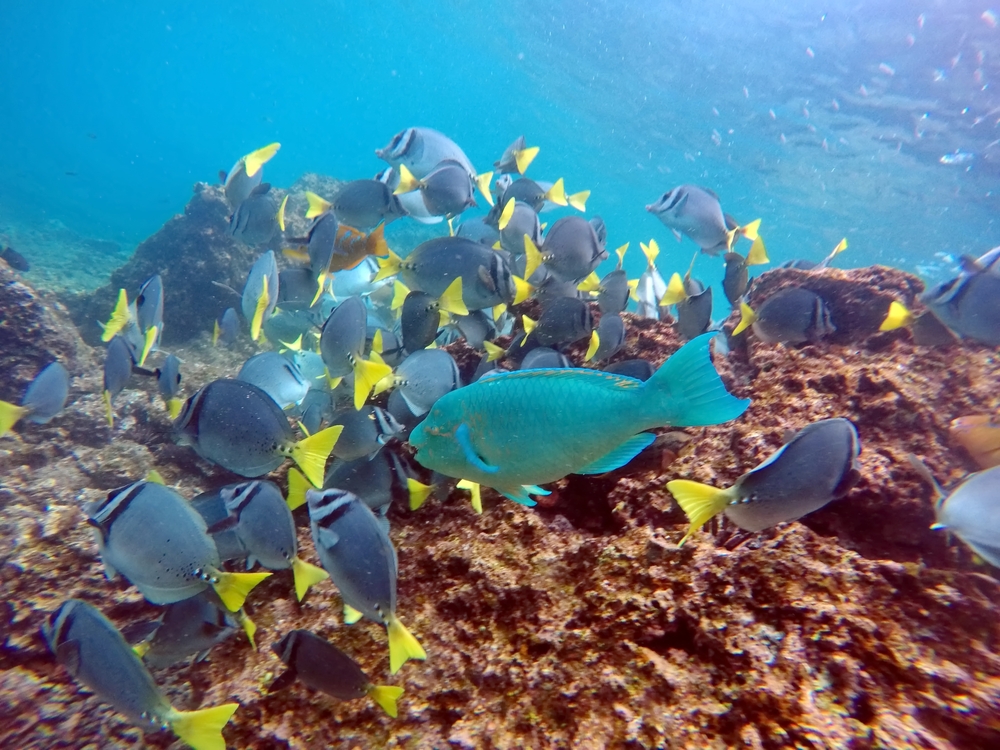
[408,333,749,505]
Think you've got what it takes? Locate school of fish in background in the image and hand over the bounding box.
[2,127,1000,750]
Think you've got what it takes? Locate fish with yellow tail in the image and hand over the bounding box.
[223,141,280,206]
[241,250,279,341]
[319,296,393,409]
[646,184,760,256]
[410,333,749,505]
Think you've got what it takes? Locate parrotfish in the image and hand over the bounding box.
[409,333,749,504]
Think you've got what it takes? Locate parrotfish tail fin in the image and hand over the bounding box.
[545,177,568,206]
[568,189,590,212]
[456,479,483,514]
[615,242,629,268]
[304,190,332,219]
[665,479,733,546]
[659,272,687,306]
[646,333,749,426]
[235,609,258,650]
[212,571,272,612]
[277,194,288,232]
[512,275,534,305]
[343,603,364,625]
[139,325,158,367]
[291,557,329,601]
[374,248,403,282]
[387,614,427,675]
[585,330,600,362]
[100,289,131,342]
[286,467,310,510]
[475,171,495,206]
[879,301,913,332]
[368,223,389,258]
[515,146,539,175]
[353,358,393,410]
[250,275,270,342]
[498,197,516,231]
[212,320,221,346]
[168,702,239,750]
[732,302,756,336]
[0,401,28,437]
[243,142,280,177]
[369,685,404,718]
[102,390,115,428]
[290,424,343,487]
[523,235,543,281]
[746,235,769,266]
[407,478,434,511]
[394,164,422,194]
[438,277,469,316]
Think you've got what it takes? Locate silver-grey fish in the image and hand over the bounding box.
[675,278,713,341]
[494,135,539,175]
[668,418,861,542]
[646,185,758,256]
[722,252,749,306]
[399,160,476,219]
[604,359,654,381]
[241,249,280,341]
[15,361,70,425]
[43,599,238,746]
[520,347,572,370]
[538,216,608,283]
[86,480,271,609]
[214,307,240,346]
[102,335,134,426]
[271,629,402,717]
[916,462,1000,567]
[528,296,594,347]
[590,313,626,361]
[921,251,1000,345]
[330,405,404,461]
[454,310,495,350]
[278,267,322,311]
[401,291,445,353]
[498,201,542,256]
[376,127,476,180]
[306,488,426,673]
[457,216,501,247]
[223,142,280,206]
[229,183,286,247]
[156,354,182,410]
[136,274,163,356]
[319,296,392,410]
[137,592,238,669]
[323,446,411,516]
[238,352,310,410]
[392,348,462,416]
[737,287,835,344]
[597,269,629,315]
[333,180,406,230]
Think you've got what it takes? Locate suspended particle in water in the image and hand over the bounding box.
[918,13,925,29]
[831,98,840,111]
[859,84,869,97]
[779,133,787,145]
[879,62,896,76]
[743,86,749,99]
[906,34,915,47]
[983,10,998,28]
[806,47,815,58]
[769,108,776,120]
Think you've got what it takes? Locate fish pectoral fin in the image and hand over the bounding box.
[268,667,298,693]
[168,702,239,750]
[369,685,404,718]
[665,480,733,546]
[576,433,656,475]
[455,423,499,474]
[212,570,272,612]
[291,557,329,602]
[831,467,863,499]
[317,525,340,550]
[387,614,427,674]
[499,487,538,506]
[289,425,343,488]
[343,603,364,624]
[55,640,83,675]
[206,514,239,534]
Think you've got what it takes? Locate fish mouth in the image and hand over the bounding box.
[644,204,656,212]
[407,422,428,449]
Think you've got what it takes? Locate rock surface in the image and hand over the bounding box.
[2,266,1000,749]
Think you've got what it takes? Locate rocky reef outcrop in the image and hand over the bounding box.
[2,266,1000,749]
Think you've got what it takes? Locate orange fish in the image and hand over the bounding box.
[951,414,1000,468]
[284,223,389,272]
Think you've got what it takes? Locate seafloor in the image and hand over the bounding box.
[1,183,999,750]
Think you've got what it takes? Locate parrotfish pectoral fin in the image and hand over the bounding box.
[646,333,750,427]
[0,401,28,437]
[456,423,498,474]
[213,570,272,612]
[369,685,404,718]
[288,425,343,487]
[387,614,426,674]
[666,479,733,546]
[291,557,329,601]
[168,702,239,750]
[343,603,364,624]
[576,433,656,475]
[500,488,537,506]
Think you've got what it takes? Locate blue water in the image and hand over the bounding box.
[1,0,998,288]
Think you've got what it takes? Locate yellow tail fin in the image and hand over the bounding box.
[250,275,270,342]
[391,279,410,311]
[512,275,533,305]
[146,469,166,484]
[353,358,393,410]
[139,325,158,367]
[523,235,543,281]
[585,330,600,361]
[387,615,427,674]
[236,610,257,650]
[740,218,762,242]
[407,478,434,511]
[343,603,364,624]
[132,640,151,658]
[103,390,114,428]
[665,479,733,546]
[277,194,288,232]
[732,302,756,336]
[304,190,332,219]
[483,341,505,362]
[498,197,516,231]
[374,248,403,282]
[615,242,629,267]
[640,239,659,265]
[514,146,539,175]
[213,571,271,612]
[368,684,404,718]
[289,425,343,487]
[291,556,329,601]
[879,300,913,331]
[457,479,483,514]
[659,272,687,306]
[577,271,601,293]
[286,467,310,510]
[491,303,507,321]
[167,398,184,420]
[243,142,280,178]
[568,189,590,212]
[832,237,848,255]
[100,289,131,342]
[475,171,495,206]
[169,702,239,750]
[212,320,221,346]
[521,315,537,340]
[544,177,567,206]
[746,236,769,266]
[438,277,469,316]
[0,401,28,437]
[282,246,310,263]
[394,164,422,194]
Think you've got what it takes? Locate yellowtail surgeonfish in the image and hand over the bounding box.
[222,142,280,206]
[0,361,69,436]
[409,333,749,505]
[646,184,761,256]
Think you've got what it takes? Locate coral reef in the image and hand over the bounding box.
[2,266,1000,749]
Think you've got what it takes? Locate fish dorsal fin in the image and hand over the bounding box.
[56,640,83,676]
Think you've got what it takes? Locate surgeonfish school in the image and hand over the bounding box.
[4,8,1000,745]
